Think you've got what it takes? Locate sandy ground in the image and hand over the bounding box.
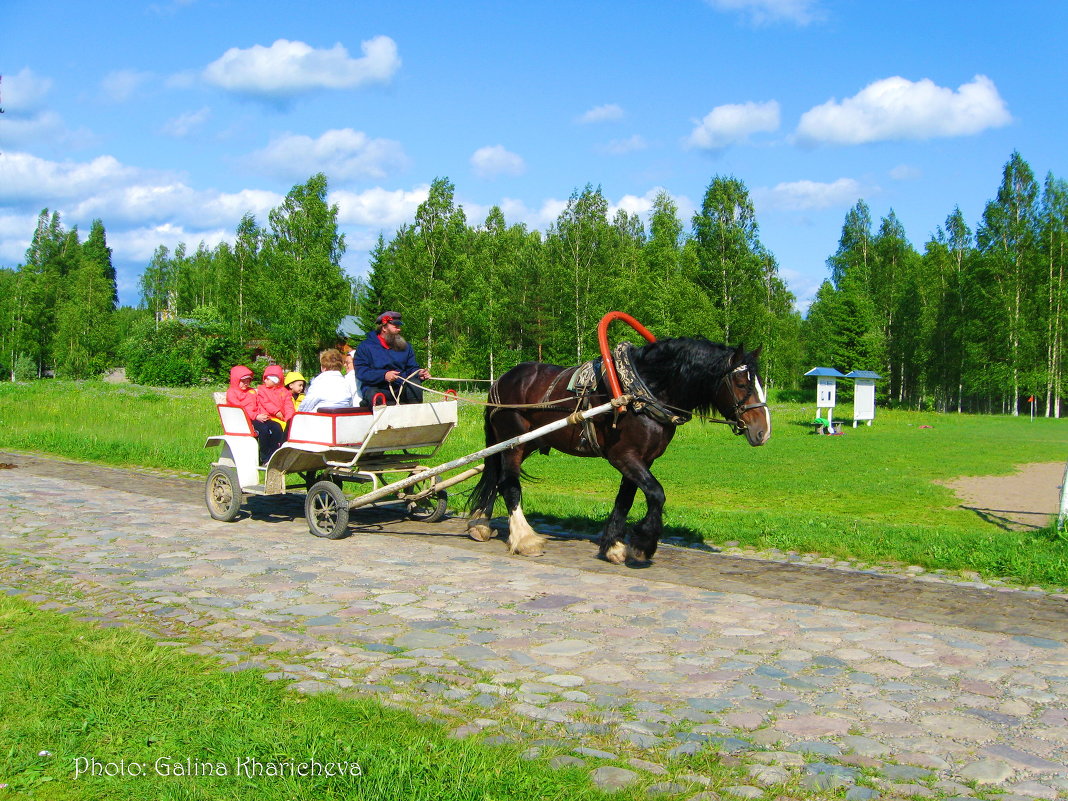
[942,462,1065,530]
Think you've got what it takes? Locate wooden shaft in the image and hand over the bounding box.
[345,400,618,509]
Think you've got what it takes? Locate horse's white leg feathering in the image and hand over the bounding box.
[507,504,546,556]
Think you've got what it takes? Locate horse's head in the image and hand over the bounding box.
[717,345,772,446]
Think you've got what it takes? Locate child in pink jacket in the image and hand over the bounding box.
[227,364,284,464]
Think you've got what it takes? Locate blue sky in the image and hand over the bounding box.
[2,0,1065,312]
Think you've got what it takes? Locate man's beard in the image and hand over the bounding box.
[384,329,408,351]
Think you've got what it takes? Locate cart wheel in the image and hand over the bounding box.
[406,489,449,524]
[306,480,350,539]
[205,466,242,522]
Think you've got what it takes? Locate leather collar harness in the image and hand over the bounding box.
[612,342,692,426]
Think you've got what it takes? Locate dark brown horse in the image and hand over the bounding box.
[466,337,771,565]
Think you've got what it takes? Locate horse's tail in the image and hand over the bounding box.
[467,406,502,518]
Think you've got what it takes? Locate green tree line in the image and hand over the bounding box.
[0,213,117,380]
[360,176,803,389]
[805,151,1068,416]
[2,153,1066,417]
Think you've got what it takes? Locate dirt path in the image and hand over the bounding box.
[942,462,1065,530]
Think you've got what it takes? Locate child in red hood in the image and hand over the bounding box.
[226,364,285,465]
[256,365,295,432]
[226,365,259,420]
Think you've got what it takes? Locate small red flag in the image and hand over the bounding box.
[1028,396,1035,402]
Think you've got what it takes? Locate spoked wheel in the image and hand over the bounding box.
[305,480,350,539]
[404,484,449,524]
[205,466,242,522]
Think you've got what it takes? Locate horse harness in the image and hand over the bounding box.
[520,342,693,456]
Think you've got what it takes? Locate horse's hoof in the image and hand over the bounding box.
[467,523,494,542]
[601,541,627,565]
[510,535,546,557]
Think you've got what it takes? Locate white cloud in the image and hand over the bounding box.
[0,110,82,149]
[0,212,37,264]
[203,36,400,98]
[752,177,865,211]
[72,185,282,228]
[470,145,526,179]
[795,75,1012,145]
[199,189,281,224]
[0,152,144,203]
[0,69,90,150]
[705,0,822,25]
[462,197,567,229]
[686,100,780,151]
[889,164,922,181]
[577,103,624,124]
[332,186,429,228]
[599,135,648,155]
[610,190,659,218]
[0,150,281,230]
[101,70,153,103]
[526,198,570,226]
[161,107,211,138]
[247,129,409,182]
[609,188,696,223]
[109,223,231,261]
[2,67,52,110]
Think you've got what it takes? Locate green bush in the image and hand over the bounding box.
[55,344,113,380]
[122,316,247,387]
[12,353,37,382]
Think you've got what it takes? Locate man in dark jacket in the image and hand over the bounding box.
[354,311,430,405]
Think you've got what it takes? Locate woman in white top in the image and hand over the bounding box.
[298,348,360,412]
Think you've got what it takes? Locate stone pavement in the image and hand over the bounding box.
[1,453,1066,800]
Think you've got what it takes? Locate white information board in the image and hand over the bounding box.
[853,379,876,422]
[817,377,837,407]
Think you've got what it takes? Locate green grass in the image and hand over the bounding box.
[1,379,1066,586]
[0,595,661,800]
[0,381,214,473]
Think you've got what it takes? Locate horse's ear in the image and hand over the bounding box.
[751,344,763,361]
[730,344,746,367]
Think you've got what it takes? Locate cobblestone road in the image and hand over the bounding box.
[1,451,1066,800]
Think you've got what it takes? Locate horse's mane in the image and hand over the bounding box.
[632,337,756,416]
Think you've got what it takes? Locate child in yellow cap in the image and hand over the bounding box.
[284,371,306,414]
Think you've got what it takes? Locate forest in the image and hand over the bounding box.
[1,151,1065,416]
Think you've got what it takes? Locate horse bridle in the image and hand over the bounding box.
[721,364,768,435]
